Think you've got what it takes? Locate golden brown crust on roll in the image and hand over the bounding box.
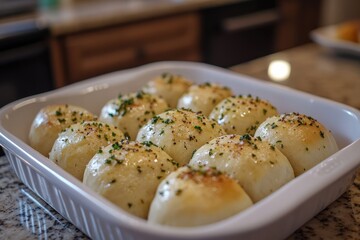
[29,104,96,157]
[148,166,253,226]
[177,83,233,116]
[49,121,125,180]
[254,112,339,176]
[136,109,226,166]
[210,95,278,135]
[99,91,169,140]
[83,140,178,219]
[142,73,192,108]
[336,20,360,43]
[189,134,294,202]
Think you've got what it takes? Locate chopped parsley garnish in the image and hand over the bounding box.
[209,149,214,156]
[175,189,183,196]
[141,141,156,147]
[55,109,62,116]
[194,126,202,133]
[57,118,66,124]
[112,142,122,150]
[151,116,161,124]
[112,98,135,117]
[240,134,252,141]
[162,119,174,124]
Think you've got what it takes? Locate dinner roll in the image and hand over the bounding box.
[136,109,226,166]
[83,140,178,219]
[209,95,278,135]
[142,73,192,108]
[177,83,233,116]
[336,20,360,43]
[189,134,294,202]
[148,166,253,227]
[254,112,339,176]
[49,121,125,180]
[29,104,96,157]
[99,91,169,140]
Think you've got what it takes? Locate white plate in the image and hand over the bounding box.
[311,24,360,56]
[1,62,360,240]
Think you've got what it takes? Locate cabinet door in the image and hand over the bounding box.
[275,0,322,51]
[63,13,200,84]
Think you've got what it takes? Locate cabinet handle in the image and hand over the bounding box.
[222,9,280,32]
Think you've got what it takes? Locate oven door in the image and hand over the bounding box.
[201,0,279,67]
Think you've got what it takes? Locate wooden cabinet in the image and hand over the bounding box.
[49,0,322,87]
[275,0,322,51]
[51,12,200,87]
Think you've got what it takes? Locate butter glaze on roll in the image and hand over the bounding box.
[189,134,294,202]
[49,121,125,180]
[136,109,226,166]
[99,91,169,140]
[142,73,192,108]
[83,140,178,219]
[254,112,339,176]
[177,83,233,116]
[209,95,278,135]
[148,166,253,227]
[29,104,96,157]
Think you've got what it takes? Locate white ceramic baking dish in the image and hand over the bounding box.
[1,62,360,240]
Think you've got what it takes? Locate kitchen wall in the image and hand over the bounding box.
[321,0,360,25]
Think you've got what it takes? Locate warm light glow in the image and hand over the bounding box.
[267,60,291,82]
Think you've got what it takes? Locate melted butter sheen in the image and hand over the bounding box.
[83,140,178,219]
[255,113,339,176]
[189,134,294,202]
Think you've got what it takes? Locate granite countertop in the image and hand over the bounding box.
[1,43,360,239]
[37,0,243,36]
[230,44,360,109]
[0,0,242,36]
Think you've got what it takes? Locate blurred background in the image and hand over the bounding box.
[0,0,359,108]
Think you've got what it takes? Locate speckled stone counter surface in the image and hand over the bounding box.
[231,44,360,109]
[38,0,243,35]
[0,155,88,239]
[1,43,360,239]
[0,0,242,36]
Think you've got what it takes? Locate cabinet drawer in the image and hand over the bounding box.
[64,13,200,83]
